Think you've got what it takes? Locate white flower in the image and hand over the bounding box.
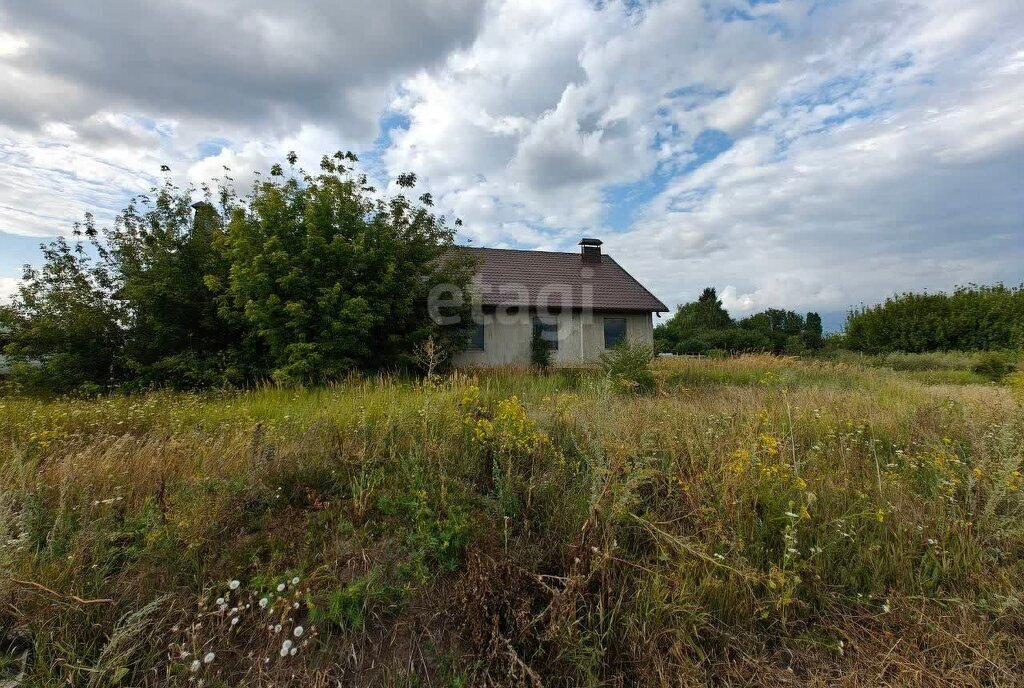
[882,603,891,613]
[292,602,299,609]
[291,576,300,585]
[259,598,269,608]
[279,647,289,658]
[229,580,240,590]
[293,626,304,637]
[216,597,224,605]
[289,647,297,656]
[274,624,282,633]
[281,639,293,651]
[203,652,215,664]
[190,660,201,673]
[231,617,239,625]
[277,583,285,592]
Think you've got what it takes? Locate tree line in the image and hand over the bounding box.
[0,153,474,393]
[844,284,1024,353]
[654,287,823,355]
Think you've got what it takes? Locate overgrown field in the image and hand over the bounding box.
[2,356,1023,686]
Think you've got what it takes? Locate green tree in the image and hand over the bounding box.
[99,182,237,388]
[655,287,734,353]
[222,152,474,383]
[0,224,123,393]
[845,284,1024,353]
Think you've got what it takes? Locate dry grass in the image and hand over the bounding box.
[1,356,1023,686]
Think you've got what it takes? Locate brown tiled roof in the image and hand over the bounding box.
[457,246,668,312]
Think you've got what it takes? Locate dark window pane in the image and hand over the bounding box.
[468,320,485,350]
[604,317,627,348]
[532,316,559,350]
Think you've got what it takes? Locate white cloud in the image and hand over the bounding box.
[1,0,1022,317]
[0,276,21,303]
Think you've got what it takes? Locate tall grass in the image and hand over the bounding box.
[1,356,1022,686]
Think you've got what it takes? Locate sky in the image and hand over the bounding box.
[1,0,1022,331]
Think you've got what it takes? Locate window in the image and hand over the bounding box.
[467,319,485,350]
[603,317,627,349]
[532,315,559,350]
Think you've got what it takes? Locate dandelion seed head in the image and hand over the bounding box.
[229,580,240,590]
[203,652,215,664]
[277,583,285,592]
[190,660,201,673]
[291,576,300,585]
[259,598,269,608]
[293,626,304,637]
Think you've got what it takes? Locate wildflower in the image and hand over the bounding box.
[274,624,282,633]
[229,580,240,590]
[291,576,300,585]
[882,602,891,613]
[259,597,269,608]
[190,660,201,673]
[290,647,297,656]
[292,602,299,609]
[277,583,285,592]
[203,652,215,664]
[231,617,239,626]
[281,639,293,651]
[216,597,224,606]
[293,626,304,637]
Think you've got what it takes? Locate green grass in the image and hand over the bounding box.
[1,356,1023,686]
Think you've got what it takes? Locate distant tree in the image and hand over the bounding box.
[654,288,825,355]
[845,284,1024,353]
[802,312,824,350]
[655,287,734,353]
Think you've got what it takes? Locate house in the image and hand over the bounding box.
[451,238,668,367]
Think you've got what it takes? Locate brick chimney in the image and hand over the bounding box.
[579,237,603,263]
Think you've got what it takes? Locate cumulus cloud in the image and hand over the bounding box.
[0,0,1022,316]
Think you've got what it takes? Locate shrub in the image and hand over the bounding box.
[598,341,656,393]
[530,329,552,370]
[971,352,1016,381]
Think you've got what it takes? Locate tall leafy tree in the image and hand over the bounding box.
[222,152,474,383]
[99,181,236,388]
[0,222,123,393]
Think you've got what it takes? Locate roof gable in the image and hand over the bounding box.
[457,246,668,312]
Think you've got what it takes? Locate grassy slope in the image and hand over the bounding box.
[1,356,1023,687]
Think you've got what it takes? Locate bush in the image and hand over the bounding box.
[972,352,1017,381]
[599,341,656,394]
[530,329,552,370]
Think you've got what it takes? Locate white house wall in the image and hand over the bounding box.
[452,310,653,368]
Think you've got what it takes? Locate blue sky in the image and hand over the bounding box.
[1,0,1022,326]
